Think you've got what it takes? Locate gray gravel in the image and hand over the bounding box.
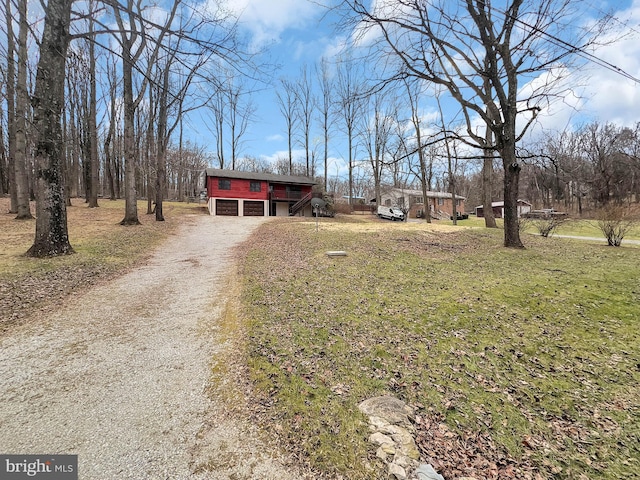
[0,215,303,479]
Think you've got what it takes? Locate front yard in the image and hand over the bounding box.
[238,216,640,479]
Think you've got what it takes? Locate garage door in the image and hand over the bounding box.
[243,201,265,216]
[216,199,238,216]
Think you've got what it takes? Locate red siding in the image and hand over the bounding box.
[207,177,268,200]
[270,184,313,200]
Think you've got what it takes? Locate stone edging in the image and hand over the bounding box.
[358,396,479,480]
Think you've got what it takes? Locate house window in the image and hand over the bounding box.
[250,181,261,192]
[385,199,391,206]
[437,198,444,206]
[456,199,462,206]
[218,179,231,190]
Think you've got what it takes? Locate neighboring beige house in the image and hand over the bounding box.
[475,200,532,219]
[378,187,466,219]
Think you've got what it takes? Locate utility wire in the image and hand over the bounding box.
[485,1,640,84]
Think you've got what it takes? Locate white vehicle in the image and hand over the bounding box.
[377,205,405,221]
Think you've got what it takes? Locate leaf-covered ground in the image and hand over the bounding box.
[0,198,207,331]
[238,216,640,479]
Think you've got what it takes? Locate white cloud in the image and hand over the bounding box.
[322,35,349,60]
[511,0,640,141]
[266,134,284,142]
[559,0,640,127]
[223,0,321,47]
[259,148,306,164]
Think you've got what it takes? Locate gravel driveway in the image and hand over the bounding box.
[0,215,302,479]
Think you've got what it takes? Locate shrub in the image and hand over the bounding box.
[333,202,355,215]
[533,217,567,237]
[517,216,530,234]
[596,205,638,246]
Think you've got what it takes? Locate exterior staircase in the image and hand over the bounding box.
[289,191,314,216]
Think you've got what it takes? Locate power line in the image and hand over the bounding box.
[486,1,640,84]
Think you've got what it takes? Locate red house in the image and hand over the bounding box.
[203,168,317,217]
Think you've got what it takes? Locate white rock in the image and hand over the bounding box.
[389,463,407,480]
[415,463,445,480]
[369,432,394,446]
[376,446,388,461]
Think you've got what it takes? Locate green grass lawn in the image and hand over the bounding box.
[239,216,640,479]
[454,215,640,241]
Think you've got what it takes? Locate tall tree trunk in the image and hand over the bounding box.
[120,53,140,225]
[482,67,497,229]
[62,110,71,206]
[14,0,33,219]
[5,0,18,212]
[482,153,497,228]
[67,87,79,199]
[155,59,172,222]
[501,144,524,248]
[446,141,457,226]
[104,107,116,200]
[114,133,122,198]
[177,118,184,200]
[83,85,91,204]
[0,111,6,194]
[348,131,353,207]
[145,84,155,215]
[104,63,117,200]
[87,4,99,208]
[26,0,74,257]
[411,83,431,223]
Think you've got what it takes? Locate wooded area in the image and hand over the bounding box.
[0,0,638,255]
[0,0,243,255]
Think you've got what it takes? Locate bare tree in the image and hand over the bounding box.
[580,122,633,207]
[482,133,498,227]
[205,77,227,168]
[316,58,334,190]
[295,65,314,176]
[404,78,432,222]
[226,75,255,170]
[13,0,33,219]
[480,58,497,228]
[64,49,84,200]
[87,0,99,208]
[276,78,298,175]
[434,95,461,224]
[26,0,74,257]
[360,91,396,206]
[0,98,7,195]
[335,55,364,206]
[203,68,254,171]
[153,39,207,221]
[103,60,119,200]
[112,0,179,225]
[343,0,612,247]
[4,0,18,212]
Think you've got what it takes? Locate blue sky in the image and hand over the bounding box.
[184,0,640,178]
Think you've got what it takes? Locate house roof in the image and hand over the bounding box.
[205,168,316,186]
[476,200,532,208]
[381,187,466,200]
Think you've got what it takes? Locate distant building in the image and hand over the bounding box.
[378,187,466,219]
[475,200,532,219]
